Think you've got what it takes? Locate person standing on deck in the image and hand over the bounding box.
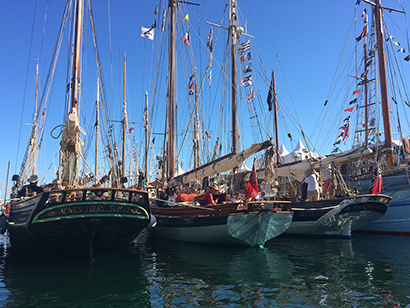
[305,169,320,201]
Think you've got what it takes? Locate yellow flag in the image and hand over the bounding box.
[183,14,189,21]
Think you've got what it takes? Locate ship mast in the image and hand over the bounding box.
[229,0,238,155]
[374,0,394,167]
[167,0,177,179]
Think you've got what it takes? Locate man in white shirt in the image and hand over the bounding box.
[305,169,320,201]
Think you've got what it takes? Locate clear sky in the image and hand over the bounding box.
[0,0,409,198]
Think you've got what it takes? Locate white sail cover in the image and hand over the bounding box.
[167,140,273,188]
[273,146,372,181]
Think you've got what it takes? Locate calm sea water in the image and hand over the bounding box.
[0,232,409,307]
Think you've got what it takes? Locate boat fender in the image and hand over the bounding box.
[0,214,7,235]
[147,214,157,229]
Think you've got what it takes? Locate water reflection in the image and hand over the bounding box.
[0,232,409,307]
[1,241,151,307]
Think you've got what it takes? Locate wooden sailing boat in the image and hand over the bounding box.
[7,0,151,257]
[149,0,293,247]
[341,0,410,235]
[254,2,395,237]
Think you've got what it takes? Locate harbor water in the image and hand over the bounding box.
[0,232,409,307]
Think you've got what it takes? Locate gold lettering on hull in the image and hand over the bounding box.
[38,204,144,220]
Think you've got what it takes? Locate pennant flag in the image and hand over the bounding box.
[342,124,350,144]
[386,35,394,41]
[154,6,158,15]
[206,28,213,52]
[398,48,407,53]
[369,49,375,57]
[240,75,252,86]
[366,59,372,67]
[344,107,354,112]
[208,67,212,87]
[140,27,155,40]
[238,39,250,55]
[356,26,367,42]
[128,126,134,133]
[356,0,361,5]
[349,98,357,105]
[152,19,156,29]
[392,41,401,46]
[405,55,410,62]
[352,89,361,95]
[344,115,351,122]
[247,88,255,102]
[267,76,274,112]
[331,148,339,153]
[243,63,253,74]
[361,8,367,18]
[368,166,382,194]
[363,118,376,127]
[240,52,251,62]
[333,140,341,146]
[183,14,189,21]
[324,100,328,106]
[244,159,258,200]
[183,32,190,45]
[188,80,194,89]
[34,56,38,60]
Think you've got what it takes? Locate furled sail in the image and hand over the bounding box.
[167,140,273,188]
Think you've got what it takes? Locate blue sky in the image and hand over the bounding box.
[0,0,409,196]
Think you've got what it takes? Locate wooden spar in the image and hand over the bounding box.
[229,0,238,155]
[122,51,126,177]
[194,69,200,168]
[167,0,176,179]
[145,92,149,183]
[272,71,279,165]
[71,0,84,112]
[95,77,100,184]
[375,0,394,167]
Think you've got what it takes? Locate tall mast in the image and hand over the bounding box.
[32,61,39,175]
[167,0,177,179]
[364,13,369,147]
[229,0,238,155]
[374,0,394,167]
[71,0,84,112]
[271,71,279,165]
[95,77,100,184]
[145,92,149,183]
[122,52,127,177]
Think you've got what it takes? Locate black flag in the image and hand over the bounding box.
[267,77,274,111]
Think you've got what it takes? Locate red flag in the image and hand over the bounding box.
[183,32,190,45]
[244,159,258,200]
[344,107,354,112]
[368,167,382,194]
[352,89,361,95]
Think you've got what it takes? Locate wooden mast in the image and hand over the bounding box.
[71,0,83,112]
[95,77,100,184]
[167,0,177,179]
[272,71,280,165]
[145,92,149,183]
[229,0,238,155]
[374,0,394,167]
[122,51,127,178]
